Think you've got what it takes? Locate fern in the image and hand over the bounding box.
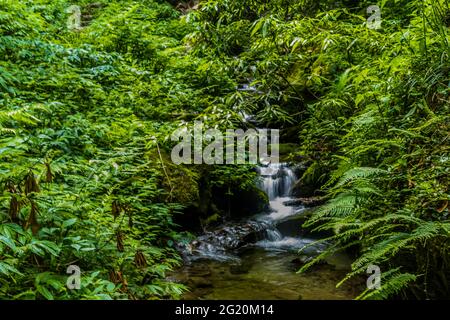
[356,269,417,300]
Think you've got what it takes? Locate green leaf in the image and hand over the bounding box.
[62,218,78,229]
[0,235,17,251]
[37,285,54,300]
[0,261,22,276]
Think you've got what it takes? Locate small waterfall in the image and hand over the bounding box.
[265,228,283,241]
[254,162,315,250]
[258,163,296,200]
[283,168,296,197]
[258,163,298,220]
[179,162,309,261]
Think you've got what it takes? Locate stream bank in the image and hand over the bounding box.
[170,162,364,299]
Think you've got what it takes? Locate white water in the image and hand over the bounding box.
[268,196,295,220]
[258,163,298,221]
[257,237,313,250]
[256,163,312,250]
[258,163,296,200]
[266,228,283,241]
[181,162,315,260]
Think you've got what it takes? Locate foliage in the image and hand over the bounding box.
[1,0,449,300]
[186,0,450,299]
[1,0,193,300]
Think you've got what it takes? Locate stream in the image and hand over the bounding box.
[169,163,362,299]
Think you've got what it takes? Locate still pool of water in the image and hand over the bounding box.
[169,247,363,300]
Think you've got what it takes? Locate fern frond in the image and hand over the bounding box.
[336,167,387,188]
[357,270,417,300]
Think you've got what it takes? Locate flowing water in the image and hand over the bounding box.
[170,163,361,299]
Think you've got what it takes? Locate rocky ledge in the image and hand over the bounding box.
[283,196,325,207]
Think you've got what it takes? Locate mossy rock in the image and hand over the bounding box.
[228,186,269,218]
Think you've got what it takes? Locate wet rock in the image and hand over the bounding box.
[291,179,321,198]
[282,199,304,206]
[186,220,269,257]
[229,187,270,218]
[283,196,325,207]
[275,209,314,237]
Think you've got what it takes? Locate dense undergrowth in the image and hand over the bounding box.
[0,0,449,299]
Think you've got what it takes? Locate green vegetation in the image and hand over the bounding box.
[0,0,449,300]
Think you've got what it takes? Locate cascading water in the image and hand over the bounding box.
[265,228,283,241]
[257,163,298,220]
[179,161,317,262]
[254,163,317,251]
[258,163,296,200]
